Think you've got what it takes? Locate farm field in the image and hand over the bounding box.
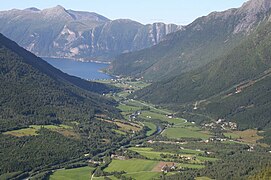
[123,171,161,180]
[97,118,142,133]
[114,121,141,132]
[2,124,76,138]
[139,111,185,125]
[93,176,119,180]
[117,103,142,113]
[104,159,158,173]
[162,127,211,140]
[179,148,203,155]
[129,147,217,163]
[112,129,126,135]
[102,159,195,180]
[129,147,174,159]
[143,122,157,136]
[223,129,264,144]
[50,166,94,180]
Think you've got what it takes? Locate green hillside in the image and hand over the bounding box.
[133,21,271,129]
[0,33,125,177]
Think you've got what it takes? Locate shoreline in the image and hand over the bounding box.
[41,56,111,65]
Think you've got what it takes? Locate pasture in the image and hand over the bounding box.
[3,124,76,138]
[50,166,94,180]
[162,127,211,140]
[223,129,263,144]
[104,159,158,173]
[123,172,161,180]
[129,147,174,160]
[143,122,157,136]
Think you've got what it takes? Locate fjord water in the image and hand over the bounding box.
[44,58,112,80]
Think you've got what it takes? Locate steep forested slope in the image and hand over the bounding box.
[0,33,125,177]
[134,20,271,129]
[0,33,120,132]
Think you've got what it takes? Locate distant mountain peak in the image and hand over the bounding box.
[40,5,74,20]
[232,0,271,34]
[24,7,40,12]
[0,6,179,61]
[240,0,271,14]
[41,5,67,15]
[52,5,66,11]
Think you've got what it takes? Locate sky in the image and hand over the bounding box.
[0,0,248,25]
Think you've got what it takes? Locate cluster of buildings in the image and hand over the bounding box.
[161,163,177,173]
[129,110,141,120]
[203,119,237,130]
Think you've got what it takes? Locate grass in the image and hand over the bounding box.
[143,122,157,136]
[112,129,126,135]
[129,147,216,163]
[50,166,94,180]
[3,124,78,138]
[140,111,185,125]
[97,118,142,132]
[115,121,141,132]
[117,104,142,112]
[162,127,211,140]
[166,118,186,125]
[124,171,161,180]
[223,129,264,144]
[3,127,38,137]
[93,176,119,180]
[179,149,203,155]
[104,159,158,173]
[129,147,174,160]
[224,132,241,139]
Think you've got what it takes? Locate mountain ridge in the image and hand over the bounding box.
[110,0,271,80]
[0,6,181,61]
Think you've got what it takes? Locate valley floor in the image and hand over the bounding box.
[2,78,270,179]
[47,78,271,180]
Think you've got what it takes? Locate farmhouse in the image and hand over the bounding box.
[166,114,174,119]
[161,163,177,173]
[110,154,126,160]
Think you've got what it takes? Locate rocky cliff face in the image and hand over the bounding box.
[0,6,181,61]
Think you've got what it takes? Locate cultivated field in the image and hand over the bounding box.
[129,147,174,160]
[3,124,78,138]
[104,159,158,173]
[223,129,264,144]
[162,127,211,140]
[129,147,217,163]
[123,172,161,180]
[143,122,157,136]
[50,166,94,180]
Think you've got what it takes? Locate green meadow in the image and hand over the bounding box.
[143,122,157,136]
[163,127,211,140]
[50,166,94,180]
[3,124,73,137]
[104,159,158,173]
